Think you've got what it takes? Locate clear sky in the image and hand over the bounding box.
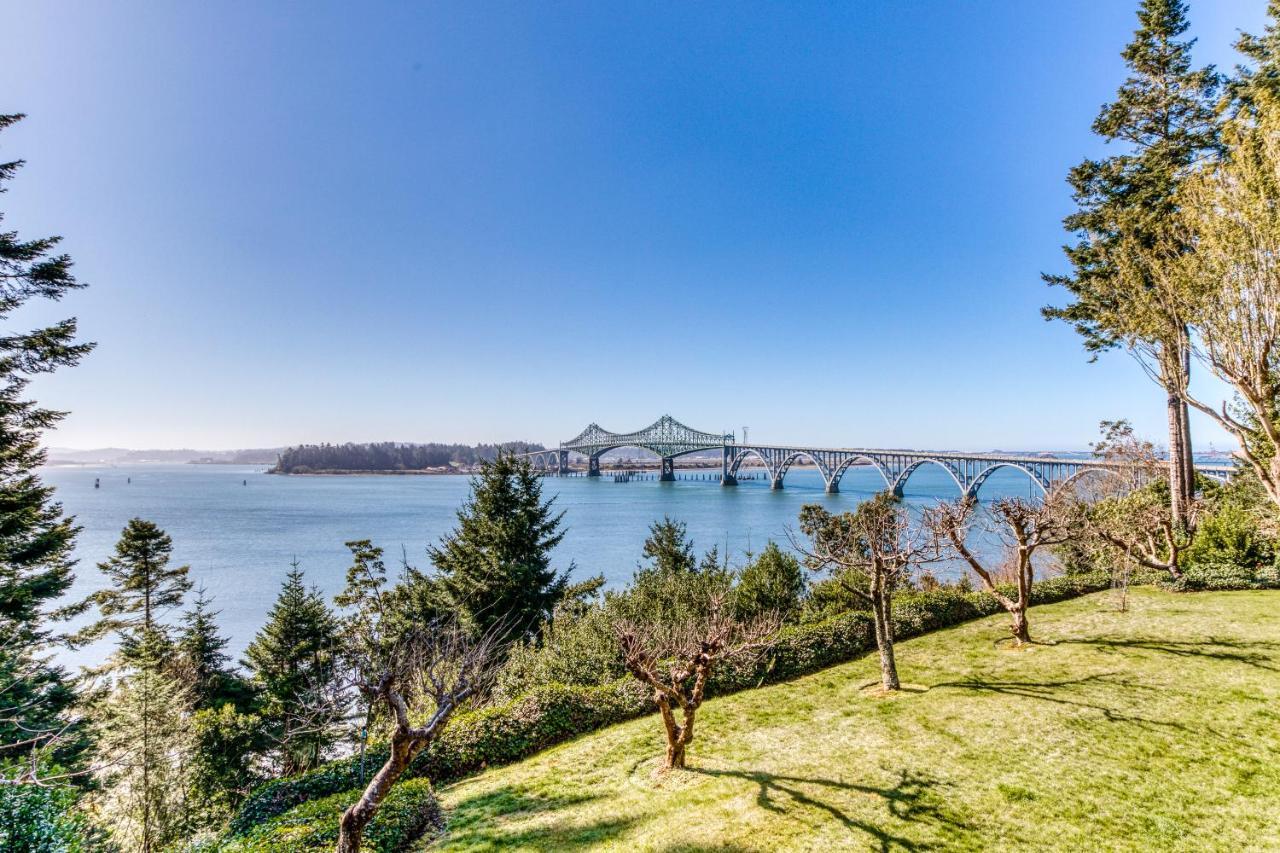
[3,1,1267,452]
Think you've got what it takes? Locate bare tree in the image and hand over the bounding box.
[1088,485,1196,582]
[333,541,505,853]
[927,495,1079,645]
[793,494,937,691]
[1079,419,1195,582]
[615,592,776,771]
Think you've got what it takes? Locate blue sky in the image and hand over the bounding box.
[3,1,1267,452]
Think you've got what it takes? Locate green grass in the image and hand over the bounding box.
[421,588,1280,852]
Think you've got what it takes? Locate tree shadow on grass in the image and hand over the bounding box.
[440,784,639,850]
[1056,637,1280,672]
[932,671,1212,738]
[689,767,972,852]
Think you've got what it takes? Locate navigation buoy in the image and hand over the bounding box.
[94,478,100,489]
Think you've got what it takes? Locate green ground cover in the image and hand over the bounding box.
[424,588,1280,852]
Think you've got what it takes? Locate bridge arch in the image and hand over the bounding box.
[967,462,1051,499]
[776,451,834,486]
[829,455,893,492]
[891,459,967,497]
[1053,466,1131,497]
[727,448,779,481]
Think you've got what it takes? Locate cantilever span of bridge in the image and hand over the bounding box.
[519,414,1236,500]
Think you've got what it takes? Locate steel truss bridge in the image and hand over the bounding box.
[521,415,1236,499]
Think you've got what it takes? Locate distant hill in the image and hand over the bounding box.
[45,447,285,465]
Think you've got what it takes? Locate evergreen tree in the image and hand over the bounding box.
[87,519,192,662]
[735,542,806,619]
[187,703,264,829]
[429,454,569,640]
[640,517,697,575]
[242,562,341,776]
[92,628,194,853]
[1230,1,1280,115]
[0,113,95,777]
[175,587,253,712]
[618,518,729,630]
[170,587,263,829]
[1043,0,1219,530]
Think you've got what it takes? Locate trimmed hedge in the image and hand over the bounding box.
[1164,561,1280,592]
[214,778,440,852]
[230,570,1113,834]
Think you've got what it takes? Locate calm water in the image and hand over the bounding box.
[44,462,1045,666]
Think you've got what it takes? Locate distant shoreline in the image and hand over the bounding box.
[268,468,474,476]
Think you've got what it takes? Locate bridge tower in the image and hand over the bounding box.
[588,454,601,477]
[660,457,675,481]
[558,449,568,475]
[721,445,736,486]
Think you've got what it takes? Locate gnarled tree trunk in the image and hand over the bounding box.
[337,735,420,853]
[870,583,900,691]
[656,694,695,770]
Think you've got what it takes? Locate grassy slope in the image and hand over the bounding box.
[423,588,1280,852]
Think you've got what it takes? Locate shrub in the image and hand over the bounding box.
[0,774,85,853]
[734,542,806,619]
[230,571,1113,832]
[216,778,440,852]
[1185,501,1275,572]
[1163,561,1277,592]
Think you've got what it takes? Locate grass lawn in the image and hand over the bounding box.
[422,588,1280,852]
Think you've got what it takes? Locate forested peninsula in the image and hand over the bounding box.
[269,441,545,474]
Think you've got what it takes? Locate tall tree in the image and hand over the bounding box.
[242,562,341,776]
[0,113,95,781]
[92,629,194,853]
[1043,0,1219,531]
[1133,74,1280,510]
[1228,1,1280,116]
[85,519,192,663]
[429,454,569,641]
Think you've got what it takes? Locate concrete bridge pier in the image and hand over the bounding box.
[770,476,784,490]
[825,479,839,494]
[721,446,736,486]
[588,455,601,477]
[558,450,569,476]
[660,457,676,482]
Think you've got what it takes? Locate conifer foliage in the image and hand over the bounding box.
[92,629,194,853]
[1043,0,1219,532]
[0,112,95,782]
[430,454,570,640]
[243,562,341,776]
[85,518,193,665]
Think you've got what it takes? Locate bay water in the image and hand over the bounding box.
[43,462,1047,667]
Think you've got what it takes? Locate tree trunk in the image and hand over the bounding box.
[871,590,900,691]
[1011,558,1031,645]
[1180,395,1195,503]
[336,733,417,853]
[1010,608,1031,645]
[666,739,687,770]
[656,696,688,770]
[1167,390,1190,532]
